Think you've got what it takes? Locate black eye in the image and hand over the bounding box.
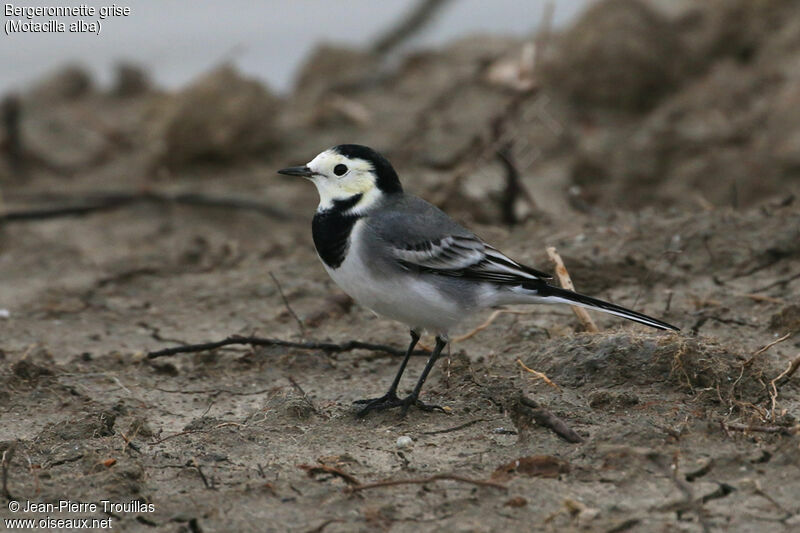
[333,164,348,176]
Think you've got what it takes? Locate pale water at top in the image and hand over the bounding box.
[1,0,589,95]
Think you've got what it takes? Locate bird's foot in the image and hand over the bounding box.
[354,393,445,418]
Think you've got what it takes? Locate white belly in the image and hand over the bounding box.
[322,222,465,334]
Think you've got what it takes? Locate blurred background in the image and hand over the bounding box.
[1,0,592,94]
[2,0,797,211]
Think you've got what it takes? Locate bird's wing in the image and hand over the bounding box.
[367,194,551,284]
[391,234,552,284]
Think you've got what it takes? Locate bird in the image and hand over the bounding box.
[278,144,678,417]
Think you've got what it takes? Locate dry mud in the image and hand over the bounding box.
[2,1,800,531]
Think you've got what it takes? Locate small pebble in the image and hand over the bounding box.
[396,435,414,450]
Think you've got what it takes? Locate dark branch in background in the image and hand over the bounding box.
[423,3,552,214]
[146,335,430,359]
[0,190,296,223]
[496,144,539,226]
[0,95,107,178]
[497,144,520,226]
[371,0,453,56]
[752,271,800,293]
[1,94,23,176]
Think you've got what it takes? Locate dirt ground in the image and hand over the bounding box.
[2,1,800,532]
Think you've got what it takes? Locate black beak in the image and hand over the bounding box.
[277,165,314,177]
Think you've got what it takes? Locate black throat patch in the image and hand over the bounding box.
[312,194,363,269]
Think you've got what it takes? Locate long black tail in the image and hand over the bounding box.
[536,284,679,331]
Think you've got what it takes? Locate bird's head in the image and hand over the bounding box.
[278,144,402,212]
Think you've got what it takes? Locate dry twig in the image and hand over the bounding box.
[371,0,452,56]
[769,353,800,421]
[497,145,538,225]
[190,458,213,489]
[734,332,794,398]
[742,293,785,305]
[753,272,800,293]
[546,247,599,332]
[119,430,142,454]
[147,335,429,359]
[149,422,243,445]
[1,95,23,174]
[306,519,344,533]
[516,359,560,391]
[722,422,797,436]
[270,272,306,336]
[347,473,506,493]
[422,418,486,436]
[745,332,793,365]
[298,463,361,486]
[287,376,318,415]
[1,190,294,223]
[453,309,533,342]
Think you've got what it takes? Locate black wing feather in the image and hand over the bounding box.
[393,234,552,285]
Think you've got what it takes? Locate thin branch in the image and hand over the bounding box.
[347,473,506,493]
[496,145,539,226]
[769,353,800,421]
[752,272,800,293]
[741,293,785,305]
[298,464,361,486]
[722,422,797,436]
[453,309,533,342]
[371,0,453,56]
[270,272,306,336]
[153,386,274,396]
[287,376,318,415]
[147,335,428,359]
[1,94,23,175]
[516,359,561,391]
[743,332,793,366]
[422,418,486,435]
[149,422,243,446]
[190,458,213,489]
[306,519,344,533]
[771,353,800,388]
[546,246,599,332]
[150,430,206,446]
[0,191,295,223]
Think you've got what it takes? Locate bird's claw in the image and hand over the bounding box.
[354,393,445,418]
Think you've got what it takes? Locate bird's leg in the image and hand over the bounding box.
[354,330,420,416]
[399,335,448,416]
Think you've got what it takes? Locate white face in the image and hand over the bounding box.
[306,149,381,211]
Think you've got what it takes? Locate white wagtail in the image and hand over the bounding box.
[279,145,678,416]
